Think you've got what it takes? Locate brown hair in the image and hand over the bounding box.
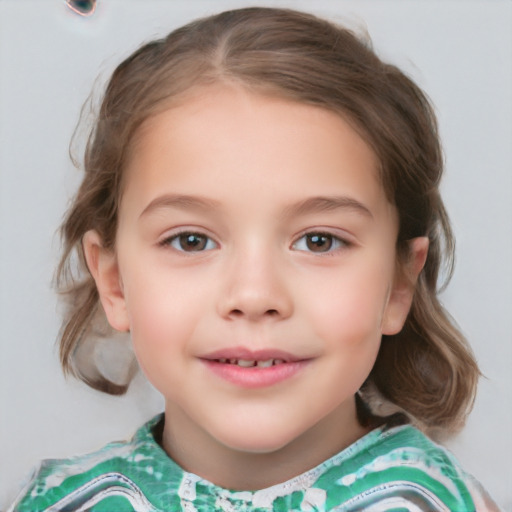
[56,7,479,433]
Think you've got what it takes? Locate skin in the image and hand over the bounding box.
[84,84,428,490]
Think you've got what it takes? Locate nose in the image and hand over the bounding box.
[217,245,293,322]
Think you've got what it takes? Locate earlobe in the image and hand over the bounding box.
[381,236,429,335]
[82,230,130,332]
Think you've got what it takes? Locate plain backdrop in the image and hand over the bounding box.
[0,0,511,510]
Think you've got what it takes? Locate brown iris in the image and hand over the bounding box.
[178,233,209,251]
[305,233,334,252]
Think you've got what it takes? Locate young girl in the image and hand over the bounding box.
[9,7,501,512]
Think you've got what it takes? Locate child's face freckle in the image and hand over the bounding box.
[110,85,410,467]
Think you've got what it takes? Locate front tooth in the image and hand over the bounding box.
[237,359,256,367]
[273,359,284,365]
[229,359,237,364]
[218,358,227,363]
[257,359,274,368]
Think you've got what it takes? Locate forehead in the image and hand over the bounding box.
[122,84,392,220]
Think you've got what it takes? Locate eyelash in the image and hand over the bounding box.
[159,229,351,255]
[159,230,218,253]
[291,231,351,254]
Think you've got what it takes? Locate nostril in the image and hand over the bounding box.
[228,308,279,319]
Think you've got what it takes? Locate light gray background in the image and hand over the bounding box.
[0,0,510,510]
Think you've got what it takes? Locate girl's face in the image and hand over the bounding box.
[87,84,423,481]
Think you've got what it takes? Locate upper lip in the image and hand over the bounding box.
[200,347,303,363]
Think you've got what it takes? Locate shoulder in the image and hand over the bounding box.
[7,414,176,512]
[318,424,501,512]
[375,425,501,511]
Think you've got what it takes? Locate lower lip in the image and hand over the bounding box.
[202,360,308,389]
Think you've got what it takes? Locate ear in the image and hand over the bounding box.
[82,230,130,332]
[381,236,429,335]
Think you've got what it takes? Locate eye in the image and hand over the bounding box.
[292,232,348,253]
[162,232,217,252]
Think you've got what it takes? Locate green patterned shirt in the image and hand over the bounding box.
[9,414,496,511]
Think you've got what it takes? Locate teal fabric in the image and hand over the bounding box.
[10,414,488,511]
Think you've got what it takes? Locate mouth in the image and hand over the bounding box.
[201,347,301,366]
[213,358,286,368]
[200,348,309,388]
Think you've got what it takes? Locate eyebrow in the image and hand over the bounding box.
[139,194,221,219]
[283,196,373,219]
[139,193,373,220]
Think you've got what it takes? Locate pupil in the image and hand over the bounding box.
[180,234,206,251]
[307,234,332,252]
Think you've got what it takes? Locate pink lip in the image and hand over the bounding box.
[202,347,300,362]
[200,346,310,389]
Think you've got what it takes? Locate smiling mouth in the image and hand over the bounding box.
[214,358,286,368]
[203,353,308,388]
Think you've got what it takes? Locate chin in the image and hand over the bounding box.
[224,438,291,455]
[212,422,304,455]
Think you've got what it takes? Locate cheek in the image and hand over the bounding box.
[120,267,206,371]
[304,262,392,343]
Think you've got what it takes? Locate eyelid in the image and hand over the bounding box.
[158,227,220,252]
[291,228,354,253]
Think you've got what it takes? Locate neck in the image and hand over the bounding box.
[161,399,369,491]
